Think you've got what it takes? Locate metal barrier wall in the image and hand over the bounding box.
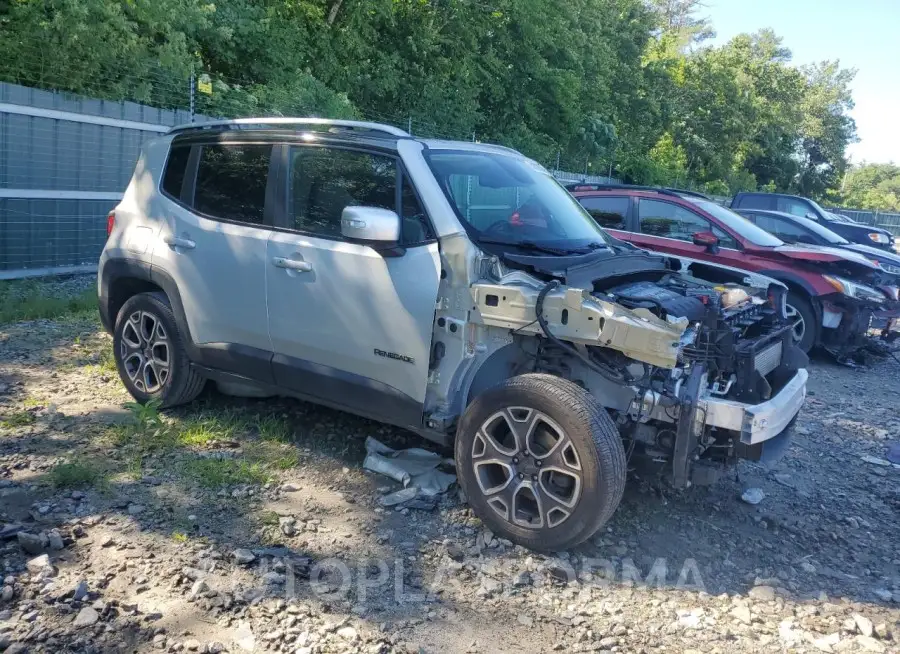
[0,82,196,279]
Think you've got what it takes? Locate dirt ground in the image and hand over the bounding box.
[0,275,898,653]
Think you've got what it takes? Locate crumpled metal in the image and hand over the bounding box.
[363,437,456,500]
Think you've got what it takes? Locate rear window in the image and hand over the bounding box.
[193,144,272,225]
[579,196,629,230]
[734,194,776,210]
[161,146,191,200]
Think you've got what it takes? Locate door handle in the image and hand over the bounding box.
[272,257,312,272]
[163,235,196,250]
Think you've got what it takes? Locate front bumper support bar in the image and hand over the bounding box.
[702,369,808,445]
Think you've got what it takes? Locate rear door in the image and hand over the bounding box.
[578,195,631,234]
[152,139,275,381]
[265,144,440,427]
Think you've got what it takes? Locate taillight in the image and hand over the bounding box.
[106,210,116,237]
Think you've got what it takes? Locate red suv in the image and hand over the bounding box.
[568,185,892,355]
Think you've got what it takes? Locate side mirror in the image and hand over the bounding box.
[805,212,818,221]
[341,206,400,244]
[692,231,720,253]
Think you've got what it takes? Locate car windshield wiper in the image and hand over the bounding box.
[477,237,578,256]
[478,237,608,256]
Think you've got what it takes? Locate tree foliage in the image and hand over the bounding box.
[840,164,900,212]
[0,0,860,199]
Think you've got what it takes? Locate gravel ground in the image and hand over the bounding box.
[0,275,897,653]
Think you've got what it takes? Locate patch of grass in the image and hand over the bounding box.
[0,279,97,325]
[84,344,117,376]
[175,413,249,447]
[181,457,271,488]
[258,510,280,526]
[47,460,106,489]
[171,531,189,543]
[22,396,43,409]
[0,410,36,429]
[257,415,294,443]
[247,440,300,470]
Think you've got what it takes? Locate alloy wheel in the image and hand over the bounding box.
[785,303,805,343]
[120,310,171,393]
[471,407,583,529]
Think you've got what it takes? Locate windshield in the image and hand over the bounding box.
[800,216,849,244]
[687,199,784,247]
[425,150,609,249]
[827,211,857,224]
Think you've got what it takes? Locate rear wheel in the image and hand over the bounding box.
[113,292,205,407]
[455,374,626,551]
[785,292,817,353]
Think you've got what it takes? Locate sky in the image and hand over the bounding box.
[704,0,899,165]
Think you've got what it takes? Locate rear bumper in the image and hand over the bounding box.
[703,368,808,445]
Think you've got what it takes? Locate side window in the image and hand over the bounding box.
[737,194,775,210]
[754,216,810,244]
[638,199,737,248]
[290,147,432,244]
[579,196,629,230]
[193,144,272,224]
[777,197,814,218]
[161,145,191,200]
[290,148,395,238]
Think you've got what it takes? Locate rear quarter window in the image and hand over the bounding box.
[161,145,191,200]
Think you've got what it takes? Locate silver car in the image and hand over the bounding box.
[99,118,808,550]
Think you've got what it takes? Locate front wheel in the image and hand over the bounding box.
[785,292,817,353]
[455,374,626,551]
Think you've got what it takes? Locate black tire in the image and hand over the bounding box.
[455,374,626,551]
[112,292,205,408]
[786,292,817,353]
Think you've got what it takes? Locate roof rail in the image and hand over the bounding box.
[168,117,410,137]
[564,182,711,200]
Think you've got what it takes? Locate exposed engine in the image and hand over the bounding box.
[481,247,808,485]
[601,276,795,404]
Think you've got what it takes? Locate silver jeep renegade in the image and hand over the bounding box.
[99,118,808,551]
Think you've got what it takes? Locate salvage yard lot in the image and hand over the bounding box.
[0,276,898,653]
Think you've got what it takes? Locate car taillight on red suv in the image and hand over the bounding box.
[106,210,116,238]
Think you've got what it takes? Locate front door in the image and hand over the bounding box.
[152,140,275,381]
[266,144,441,428]
[626,197,745,267]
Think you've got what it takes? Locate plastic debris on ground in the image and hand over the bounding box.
[363,437,457,510]
[740,488,765,505]
[885,442,900,465]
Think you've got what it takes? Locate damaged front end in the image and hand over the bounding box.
[817,276,900,364]
[470,248,808,489]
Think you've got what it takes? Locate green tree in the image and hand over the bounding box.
[841,163,900,211]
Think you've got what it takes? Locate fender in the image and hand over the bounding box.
[755,269,822,297]
[98,258,155,334]
[99,256,200,362]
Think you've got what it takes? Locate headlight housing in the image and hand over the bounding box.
[868,232,891,244]
[874,260,900,275]
[823,275,885,303]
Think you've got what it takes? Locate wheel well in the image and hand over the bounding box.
[783,284,819,316]
[108,277,164,325]
[464,344,530,407]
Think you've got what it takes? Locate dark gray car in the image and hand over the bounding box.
[731,192,896,252]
